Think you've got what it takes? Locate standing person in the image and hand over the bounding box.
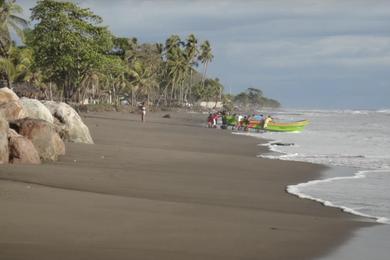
[212,113,218,128]
[140,102,146,122]
[263,115,272,129]
[207,113,213,128]
[236,114,243,130]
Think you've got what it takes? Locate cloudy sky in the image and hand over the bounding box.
[18,0,390,109]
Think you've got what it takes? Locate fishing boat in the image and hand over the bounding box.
[264,120,309,132]
[226,116,237,127]
[222,115,309,132]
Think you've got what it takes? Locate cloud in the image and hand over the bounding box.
[226,36,390,69]
[16,0,390,108]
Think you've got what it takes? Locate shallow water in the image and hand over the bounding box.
[237,108,390,223]
[317,225,390,260]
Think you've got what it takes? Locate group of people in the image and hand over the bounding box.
[207,111,273,131]
[207,112,220,128]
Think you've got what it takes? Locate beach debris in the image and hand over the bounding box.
[162,114,171,118]
[271,142,294,146]
[10,118,65,161]
[43,101,94,144]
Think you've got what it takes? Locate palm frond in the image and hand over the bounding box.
[9,14,28,27]
[0,56,16,80]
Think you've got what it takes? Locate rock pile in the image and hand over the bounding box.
[0,87,93,164]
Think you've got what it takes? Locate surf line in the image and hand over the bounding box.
[286,169,390,224]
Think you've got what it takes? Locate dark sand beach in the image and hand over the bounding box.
[0,111,371,260]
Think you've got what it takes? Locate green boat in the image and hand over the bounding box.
[264,120,309,132]
[223,116,309,132]
[225,115,238,126]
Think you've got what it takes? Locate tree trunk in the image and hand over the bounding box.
[49,82,53,101]
[131,88,135,107]
[187,70,193,105]
[170,81,176,106]
[201,61,208,89]
[112,86,116,106]
[213,92,219,109]
[81,87,88,105]
[59,86,63,102]
[63,82,68,103]
[6,76,11,89]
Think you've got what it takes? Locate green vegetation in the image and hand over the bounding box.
[234,88,280,109]
[0,0,280,109]
[28,0,117,101]
[0,0,28,87]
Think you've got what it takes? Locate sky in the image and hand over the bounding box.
[17,0,390,109]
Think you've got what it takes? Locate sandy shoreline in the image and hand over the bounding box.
[0,111,372,260]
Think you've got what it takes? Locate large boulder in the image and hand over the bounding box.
[0,116,9,164]
[8,129,41,164]
[20,97,54,123]
[43,101,93,144]
[0,100,26,121]
[0,87,19,105]
[10,118,65,161]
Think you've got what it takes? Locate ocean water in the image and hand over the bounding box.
[237,108,390,224]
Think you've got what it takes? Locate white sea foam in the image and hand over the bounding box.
[287,170,390,224]
[376,109,390,114]
[236,109,390,224]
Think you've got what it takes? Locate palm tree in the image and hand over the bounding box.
[198,40,214,89]
[128,60,158,106]
[211,78,223,107]
[80,70,100,104]
[122,40,161,107]
[0,0,28,57]
[0,46,33,88]
[0,56,15,85]
[184,34,198,104]
[164,35,186,105]
[0,0,27,88]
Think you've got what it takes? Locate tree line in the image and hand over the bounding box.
[0,0,280,109]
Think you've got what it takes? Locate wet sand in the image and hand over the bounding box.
[0,111,371,260]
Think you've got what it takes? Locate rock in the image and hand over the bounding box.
[10,118,65,161]
[0,87,19,105]
[0,100,26,121]
[0,116,9,164]
[8,129,41,164]
[52,117,70,141]
[162,114,171,118]
[43,101,93,144]
[271,142,294,146]
[20,97,54,123]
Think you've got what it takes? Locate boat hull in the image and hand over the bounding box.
[223,116,309,132]
[264,120,309,132]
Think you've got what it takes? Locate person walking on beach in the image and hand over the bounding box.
[140,102,146,122]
